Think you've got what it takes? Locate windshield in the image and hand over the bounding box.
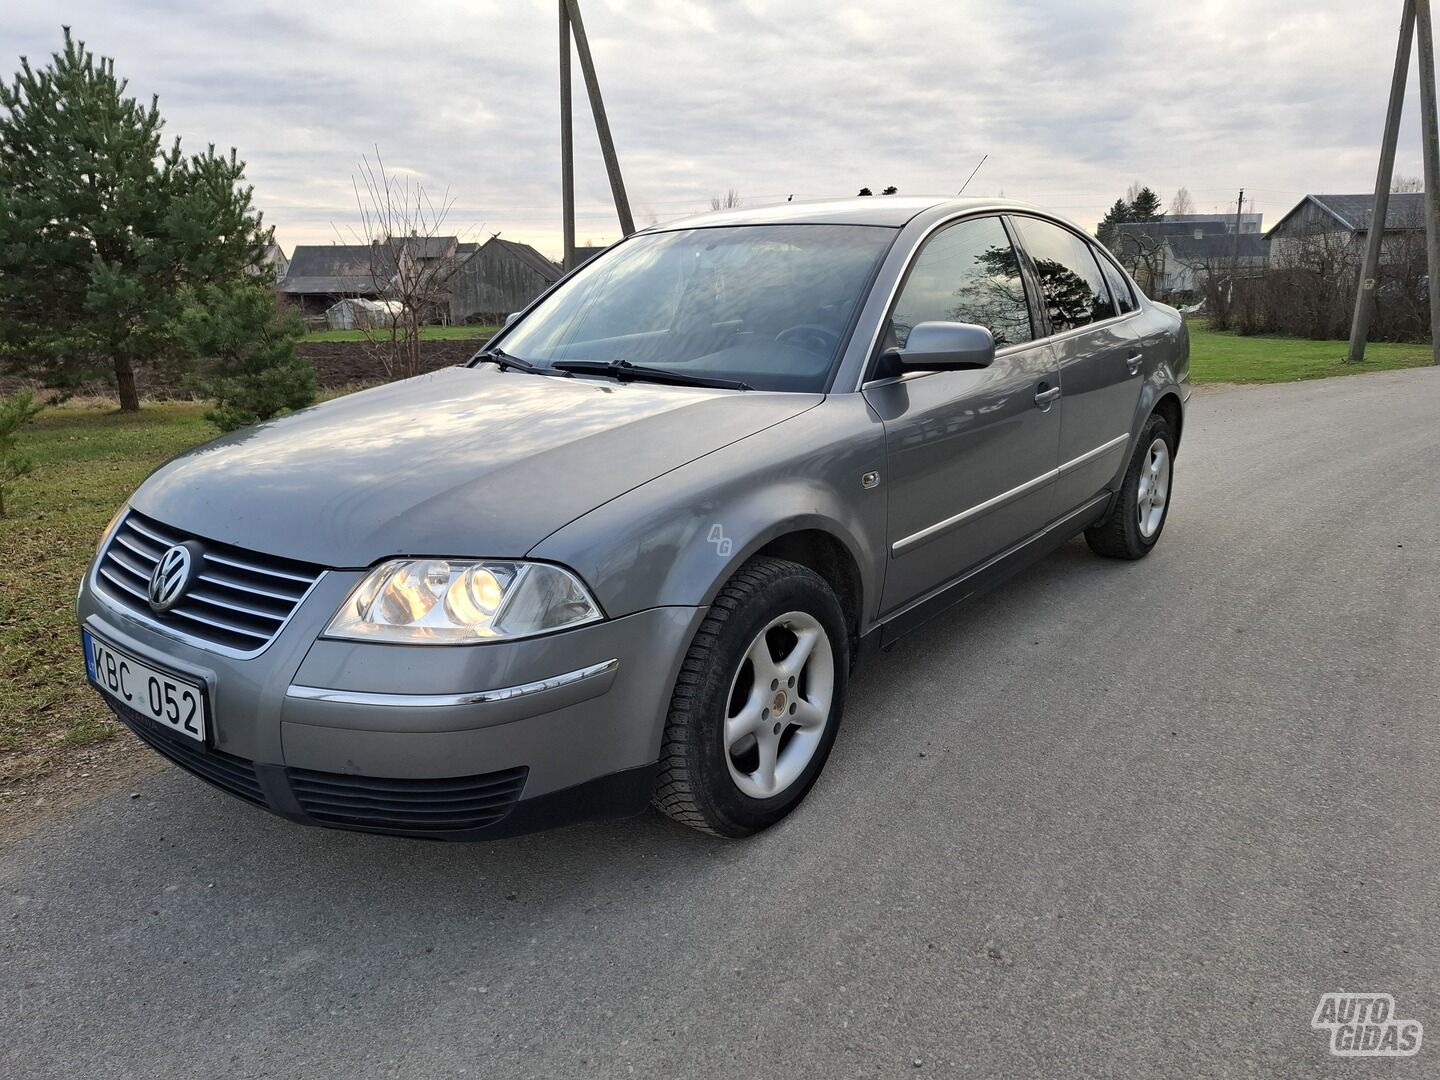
[495,224,895,392]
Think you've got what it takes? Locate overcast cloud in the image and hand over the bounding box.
[3,0,1428,259]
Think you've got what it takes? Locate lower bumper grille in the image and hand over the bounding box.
[287,766,529,834]
[108,695,529,836]
[109,700,265,807]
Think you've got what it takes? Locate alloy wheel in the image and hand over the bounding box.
[1136,437,1171,539]
[723,611,835,800]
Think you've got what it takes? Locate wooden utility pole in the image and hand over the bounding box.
[1349,0,1416,363]
[559,0,635,254]
[1416,0,1440,363]
[559,0,576,272]
[1228,189,1245,305]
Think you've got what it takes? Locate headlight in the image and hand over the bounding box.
[324,559,602,643]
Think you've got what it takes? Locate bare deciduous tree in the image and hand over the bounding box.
[710,188,742,211]
[346,151,468,381]
[1170,187,1195,216]
[1392,174,1424,193]
[1112,229,1168,296]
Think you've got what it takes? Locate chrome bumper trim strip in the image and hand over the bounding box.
[286,658,620,709]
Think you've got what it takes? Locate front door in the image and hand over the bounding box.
[863,215,1062,615]
[1010,215,1146,512]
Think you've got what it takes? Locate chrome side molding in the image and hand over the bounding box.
[892,433,1129,555]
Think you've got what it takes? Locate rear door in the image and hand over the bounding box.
[863,214,1062,615]
[1009,216,1144,513]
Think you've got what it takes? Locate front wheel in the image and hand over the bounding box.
[1085,413,1175,560]
[653,557,848,837]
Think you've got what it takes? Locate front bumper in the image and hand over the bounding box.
[79,567,705,839]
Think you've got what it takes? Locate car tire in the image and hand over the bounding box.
[1085,412,1175,560]
[653,556,849,838]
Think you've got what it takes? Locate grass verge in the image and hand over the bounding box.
[1188,322,1435,384]
[0,403,214,783]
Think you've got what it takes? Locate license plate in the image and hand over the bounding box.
[83,630,208,743]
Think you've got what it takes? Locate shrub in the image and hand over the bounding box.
[179,283,316,432]
[0,390,44,516]
[1207,221,1429,342]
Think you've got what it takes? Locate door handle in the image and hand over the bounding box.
[1126,352,1143,375]
[1035,384,1062,409]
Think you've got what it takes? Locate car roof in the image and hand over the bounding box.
[652,195,1059,231]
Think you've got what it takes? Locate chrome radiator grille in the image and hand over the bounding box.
[95,510,323,654]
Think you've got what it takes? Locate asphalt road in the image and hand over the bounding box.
[4,369,1439,1079]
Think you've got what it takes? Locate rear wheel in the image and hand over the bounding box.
[653,557,847,837]
[1085,412,1175,560]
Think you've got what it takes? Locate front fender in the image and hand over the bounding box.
[528,395,889,624]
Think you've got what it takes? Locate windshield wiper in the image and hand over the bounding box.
[550,359,752,391]
[471,347,560,376]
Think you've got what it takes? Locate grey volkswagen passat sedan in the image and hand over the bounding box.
[78,197,1189,839]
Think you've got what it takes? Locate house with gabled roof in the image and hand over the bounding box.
[277,236,464,318]
[1268,192,1425,262]
[277,243,390,317]
[246,242,290,282]
[1107,219,1269,298]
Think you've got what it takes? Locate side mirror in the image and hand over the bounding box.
[504,312,521,327]
[887,321,995,373]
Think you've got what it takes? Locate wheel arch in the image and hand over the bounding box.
[1152,390,1184,451]
[749,528,865,657]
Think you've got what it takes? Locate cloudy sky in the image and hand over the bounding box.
[3,0,1429,260]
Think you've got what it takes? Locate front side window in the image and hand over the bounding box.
[1013,217,1118,333]
[498,224,895,392]
[889,215,1033,350]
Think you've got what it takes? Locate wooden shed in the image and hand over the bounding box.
[448,238,562,324]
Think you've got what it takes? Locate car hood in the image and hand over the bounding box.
[134,366,821,567]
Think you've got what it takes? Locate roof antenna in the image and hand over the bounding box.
[957,154,988,195]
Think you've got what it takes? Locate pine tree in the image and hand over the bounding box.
[1129,186,1164,222]
[1097,198,1134,246]
[0,29,270,410]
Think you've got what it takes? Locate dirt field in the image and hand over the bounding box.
[296,338,488,386]
[1,337,492,400]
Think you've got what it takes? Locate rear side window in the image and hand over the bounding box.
[1012,217,1118,333]
[1097,251,1138,314]
[890,216,1033,349]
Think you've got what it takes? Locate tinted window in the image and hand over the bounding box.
[1013,217,1118,332]
[1097,251,1137,314]
[890,216,1032,349]
[500,224,895,393]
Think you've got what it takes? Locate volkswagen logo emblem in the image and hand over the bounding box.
[148,543,201,613]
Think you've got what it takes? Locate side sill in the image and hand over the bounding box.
[878,493,1112,648]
